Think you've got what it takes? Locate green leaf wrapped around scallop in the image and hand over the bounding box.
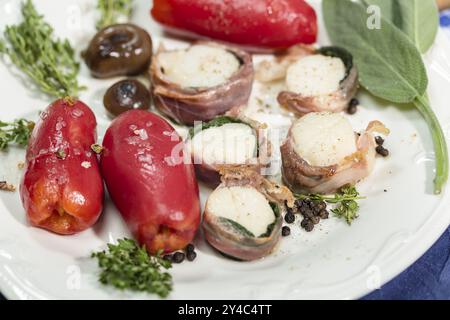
[188,116,271,189]
[202,168,295,261]
[256,45,359,115]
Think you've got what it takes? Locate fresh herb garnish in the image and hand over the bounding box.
[189,116,247,138]
[97,0,133,30]
[316,46,354,78]
[219,217,255,238]
[0,119,34,151]
[92,238,173,298]
[363,0,439,53]
[296,186,365,225]
[219,202,280,238]
[91,144,104,155]
[55,149,67,160]
[323,0,448,194]
[0,0,84,98]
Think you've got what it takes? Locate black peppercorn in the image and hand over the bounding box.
[284,212,295,224]
[301,219,314,232]
[172,252,185,264]
[317,201,327,211]
[186,243,195,253]
[347,98,359,115]
[303,208,314,219]
[319,209,329,219]
[313,204,322,214]
[375,136,385,146]
[286,206,295,215]
[376,145,389,157]
[282,226,291,237]
[311,216,320,225]
[186,251,197,262]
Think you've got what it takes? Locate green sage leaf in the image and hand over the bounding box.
[363,0,439,53]
[323,0,427,104]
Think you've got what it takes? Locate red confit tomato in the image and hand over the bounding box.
[151,0,317,51]
[100,110,200,254]
[20,98,104,235]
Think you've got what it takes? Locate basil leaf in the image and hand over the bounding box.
[323,0,427,104]
[363,0,439,53]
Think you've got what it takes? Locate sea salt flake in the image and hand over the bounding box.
[71,109,84,118]
[134,129,148,140]
[81,161,92,169]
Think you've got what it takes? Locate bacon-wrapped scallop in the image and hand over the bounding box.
[150,42,254,126]
[257,46,358,115]
[281,112,389,194]
[203,168,295,261]
[188,116,270,188]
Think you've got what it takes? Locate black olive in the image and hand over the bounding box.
[104,79,150,117]
[84,23,153,78]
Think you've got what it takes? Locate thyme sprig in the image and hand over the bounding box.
[296,185,365,225]
[92,238,173,298]
[97,0,133,30]
[0,119,35,151]
[0,0,84,98]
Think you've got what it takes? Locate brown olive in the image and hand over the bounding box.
[104,79,150,116]
[84,23,152,79]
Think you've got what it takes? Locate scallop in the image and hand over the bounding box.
[151,41,254,126]
[256,45,359,115]
[202,167,294,261]
[188,116,270,188]
[286,55,346,97]
[281,112,389,194]
[157,45,241,88]
[290,112,357,167]
[206,186,276,237]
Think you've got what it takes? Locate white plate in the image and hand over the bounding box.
[1,0,450,300]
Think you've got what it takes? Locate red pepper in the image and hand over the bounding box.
[20,99,104,235]
[151,0,317,51]
[100,110,200,253]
